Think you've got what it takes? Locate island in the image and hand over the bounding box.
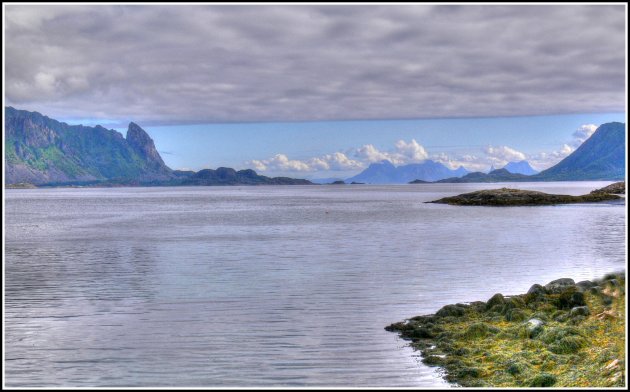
[428,182,624,206]
[385,272,625,387]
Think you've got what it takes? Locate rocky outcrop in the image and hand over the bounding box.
[429,187,621,206]
[592,181,625,194]
[385,272,626,387]
[126,122,169,172]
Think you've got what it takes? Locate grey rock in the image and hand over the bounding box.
[525,318,545,337]
[527,284,546,296]
[544,278,575,294]
[576,280,595,292]
[570,306,590,317]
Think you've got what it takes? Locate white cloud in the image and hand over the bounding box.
[572,124,598,144]
[529,124,600,170]
[251,154,311,172]
[395,139,429,162]
[247,152,362,173]
[483,145,527,168]
[432,152,489,172]
[354,139,428,165]
[320,152,363,171]
[529,144,575,170]
[485,145,527,162]
[355,144,390,163]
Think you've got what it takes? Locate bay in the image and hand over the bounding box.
[4,182,626,387]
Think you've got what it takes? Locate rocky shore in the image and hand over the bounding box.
[592,181,626,195]
[429,183,624,206]
[386,272,625,387]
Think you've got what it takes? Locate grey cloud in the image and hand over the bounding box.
[5,4,626,125]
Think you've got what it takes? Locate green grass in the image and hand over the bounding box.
[386,273,626,387]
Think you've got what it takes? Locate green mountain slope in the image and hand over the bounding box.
[5,107,173,184]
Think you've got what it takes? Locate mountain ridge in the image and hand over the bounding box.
[535,122,625,180]
[4,107,312,186]
[438,122,625,183]
[346,159,468,184]
[503,160,539,175]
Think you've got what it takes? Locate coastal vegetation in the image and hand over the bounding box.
[386,273,626,387]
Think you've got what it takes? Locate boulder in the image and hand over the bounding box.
[436,304,466,318]
[527,284,545,296]
[485,293,506,310]
[570,306,590,317]
[544,278,575,294]
[524,318,545,337]
[575,280,595,292]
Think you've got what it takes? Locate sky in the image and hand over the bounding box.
[3,4,627,179]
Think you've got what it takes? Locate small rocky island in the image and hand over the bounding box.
[386,272,625,387]
[429,182,624,206]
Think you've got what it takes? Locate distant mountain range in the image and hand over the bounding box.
[437,122,625,183]
[502,160,539,175]
[436,168,532,183]
[4,107,312,186]
[346,158,541,184]
[345,159,469,184]
[5,107,624,186]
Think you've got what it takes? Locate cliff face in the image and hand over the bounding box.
[126,122,169,171]
[5,107,173,185]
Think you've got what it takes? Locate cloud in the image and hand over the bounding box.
[529,144,574,170]
[355,139,428,165]
[431,152,489,172]
[355,144,391,163]
[572,124,598,145]
[248,152,362,173]
[529,123,601,169]
[484,145,527,166]
[4,4,625,124]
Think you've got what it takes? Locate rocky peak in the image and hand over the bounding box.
[126,122,167,168]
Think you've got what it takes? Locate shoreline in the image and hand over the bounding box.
[386,272,626,387]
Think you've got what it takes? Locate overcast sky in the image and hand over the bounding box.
[3,4,627,177]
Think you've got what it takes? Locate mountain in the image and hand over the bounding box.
[4,107,314,187]
[439,122,625,183]
[346,160,468,184]
[535,122,625,180]
[310,177,345,184]
[503,160,539,175]
[177,167,313,186]
[437,168,531,183]
[346,160,398,184]
[5,107,173,185]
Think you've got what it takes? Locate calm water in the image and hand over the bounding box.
[4,182,626,387]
